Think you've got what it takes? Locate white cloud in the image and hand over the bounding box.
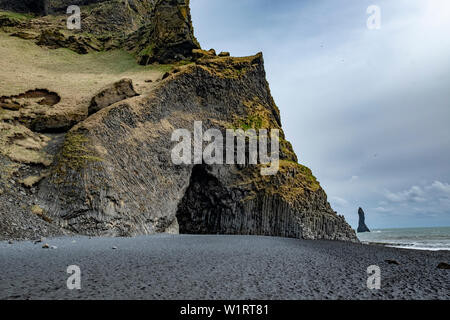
[426,181,450,195]
[382,181,450,215]
[384,185,426,203]
[330,196,348,207]
[374,206,391,213]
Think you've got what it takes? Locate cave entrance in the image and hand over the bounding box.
[176,165,238,234]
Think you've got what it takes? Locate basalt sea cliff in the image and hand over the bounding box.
[0,0,357,241]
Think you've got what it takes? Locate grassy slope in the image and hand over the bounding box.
[0,33,171,101]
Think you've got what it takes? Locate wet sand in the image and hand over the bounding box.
[0,235,449,300]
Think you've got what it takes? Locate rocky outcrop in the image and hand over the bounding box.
[1,0,198,63]
[0,0,128,16]
[0,0,48,15]
[33,54,357,241]
[127,0,200,64]
[0,0,358,242]
[48,1,107,14]
[89,79,138,115]
[357,207,370,233]
[36,29,102,54]
[176,164,355,240]
[0,120,67,240]
[67,0,156,36]
[0,89,84,133]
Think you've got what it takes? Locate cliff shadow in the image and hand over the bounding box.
[176,164,305,238]
[176,164,241,235]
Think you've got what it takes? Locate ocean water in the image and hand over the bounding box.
[357,226,450,251]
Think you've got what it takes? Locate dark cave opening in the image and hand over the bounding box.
[175,165,305,238]
[176,165,238,235]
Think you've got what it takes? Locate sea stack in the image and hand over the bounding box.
[357,208,370,233]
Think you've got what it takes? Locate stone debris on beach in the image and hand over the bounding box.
[41,243,57,249]
[437,262,450,270]
[34,237,45,244]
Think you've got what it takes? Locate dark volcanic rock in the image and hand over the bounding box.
[36,29,102,54]
[437,262,450,270]
[0,0,48,15]
[1,1,358,242]
[69,0,156,36]
[48,0,107,14]
[192,49,216,61]
[89,79,139,116]
[0,0,114,16]
[128,0,201,64]
[36,54,357,241]
[1,0,199,63]
[357,207,370,233]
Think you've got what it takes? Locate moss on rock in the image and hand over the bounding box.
[56,132,103,173]
[31,204,53,223]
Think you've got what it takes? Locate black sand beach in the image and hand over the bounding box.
[1,235,448,300]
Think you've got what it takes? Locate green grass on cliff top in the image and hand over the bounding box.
[0,32,170,98]
[0,11,34,20]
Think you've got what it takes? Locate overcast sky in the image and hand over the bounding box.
[190,0,450,229]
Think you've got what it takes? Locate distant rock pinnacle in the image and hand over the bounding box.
[357,207,370,233]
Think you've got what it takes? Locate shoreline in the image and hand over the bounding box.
[360,241,450,252]
[1,235,449,300]
[356,226,450,252]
